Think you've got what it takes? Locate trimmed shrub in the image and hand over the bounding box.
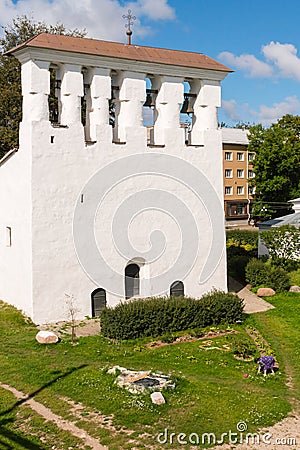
[245,258,290,292]
[267,266,291,292]
[245,258,266,286]
[100,292,244,340]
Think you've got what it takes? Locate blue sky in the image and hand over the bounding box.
[3,0,300,126]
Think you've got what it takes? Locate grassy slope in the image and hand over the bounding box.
[0,299,295,449]
[252,292,300,399]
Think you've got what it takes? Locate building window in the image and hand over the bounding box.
[225,186,233,195]
[237,152,244,161]
[248,153,255,161]
[225,169,233,178]
[225,152,233,161]
[237,169,244,178]
[170,281,184,297]
[248,170,255,178]
[125,263,140,299]
[91,288,106,316]
[248,186,255,195]
[237,186,244,195]
[6,227,11,247]
[226,203,247,217]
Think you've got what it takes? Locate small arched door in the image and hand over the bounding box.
[125,263,140,299]
[170,281,184,297]
[91,288,107,316]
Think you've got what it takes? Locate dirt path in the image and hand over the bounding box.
[208,408,300,450]
[0,382,107,449]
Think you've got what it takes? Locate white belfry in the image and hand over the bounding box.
[0,34,232,323]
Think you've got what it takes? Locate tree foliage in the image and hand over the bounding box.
[261,225,300,267]
[248,115,300,218]
[0,15,86,158]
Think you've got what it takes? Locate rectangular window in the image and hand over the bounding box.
[237,169,244,178]
[248,170,255,178]
[237,186,244,195]
[248,186,255,195]
[6,227,11,247]
[248,153,255,161]
[226,203,246,216]
[237,152,244,161]
[225,186,232,195]
[225,152,233,161]
[225,169,233,178]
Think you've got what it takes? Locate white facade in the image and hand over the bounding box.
[0,35,231,323]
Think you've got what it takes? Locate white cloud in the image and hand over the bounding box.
[218,51,273,78]
[133,0,175,21]
[0,0,176,41]
[222,96,300,126]
[252,96,300,125]
[262,41,300,82]
[222,99,250,122]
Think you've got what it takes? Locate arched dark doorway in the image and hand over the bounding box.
[125,263,140,299]
[170,281,184,297]
[91,288,107,316]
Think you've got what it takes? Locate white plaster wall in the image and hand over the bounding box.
[29,116,226,323]
[3,51,228,324]
[0,137,32,317]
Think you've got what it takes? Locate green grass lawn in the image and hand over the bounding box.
[0,295,299,449]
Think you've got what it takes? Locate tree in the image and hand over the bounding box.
[0,15,86,158]
[260,225,300,271]
[248,115,300,219]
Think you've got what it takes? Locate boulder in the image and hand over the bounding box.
[289,285,300,293]
[150,391,166,405]
[36,330,59,344]
[257,288,276,297]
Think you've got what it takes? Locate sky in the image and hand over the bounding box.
[2,0,300,126]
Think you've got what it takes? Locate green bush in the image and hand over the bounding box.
[245,259,290,292]
[100,292,244,340]
[290,269,300,286]
[267,266,291,292]
[245,258,266,286]
[260,225,300,268]
[232,337,257,359]
[226,230,258,251]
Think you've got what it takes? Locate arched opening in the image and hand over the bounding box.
[91,288,106,316]
[48,66,60,124]
[143,76,158,145]
[181,81,196,145]
[125,263,140,299]
[170,281,184,297]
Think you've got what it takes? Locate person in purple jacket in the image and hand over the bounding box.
[255,355,276,377]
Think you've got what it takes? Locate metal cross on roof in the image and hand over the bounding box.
[122,9,136,45]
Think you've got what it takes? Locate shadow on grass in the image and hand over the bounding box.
[0,364,87,449]
[0,418,45,449]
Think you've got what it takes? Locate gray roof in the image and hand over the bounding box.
[259,212,300,229]
[221,128,249,145]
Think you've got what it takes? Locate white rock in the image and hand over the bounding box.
[107,365,127,375]
[150,391,166,405]
[36,330,59,344]
[289,285,300,293]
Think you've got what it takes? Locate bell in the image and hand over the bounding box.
[180,96,194,115]
[143,92,155,108]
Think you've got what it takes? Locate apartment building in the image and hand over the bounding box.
[222,128,254,221]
